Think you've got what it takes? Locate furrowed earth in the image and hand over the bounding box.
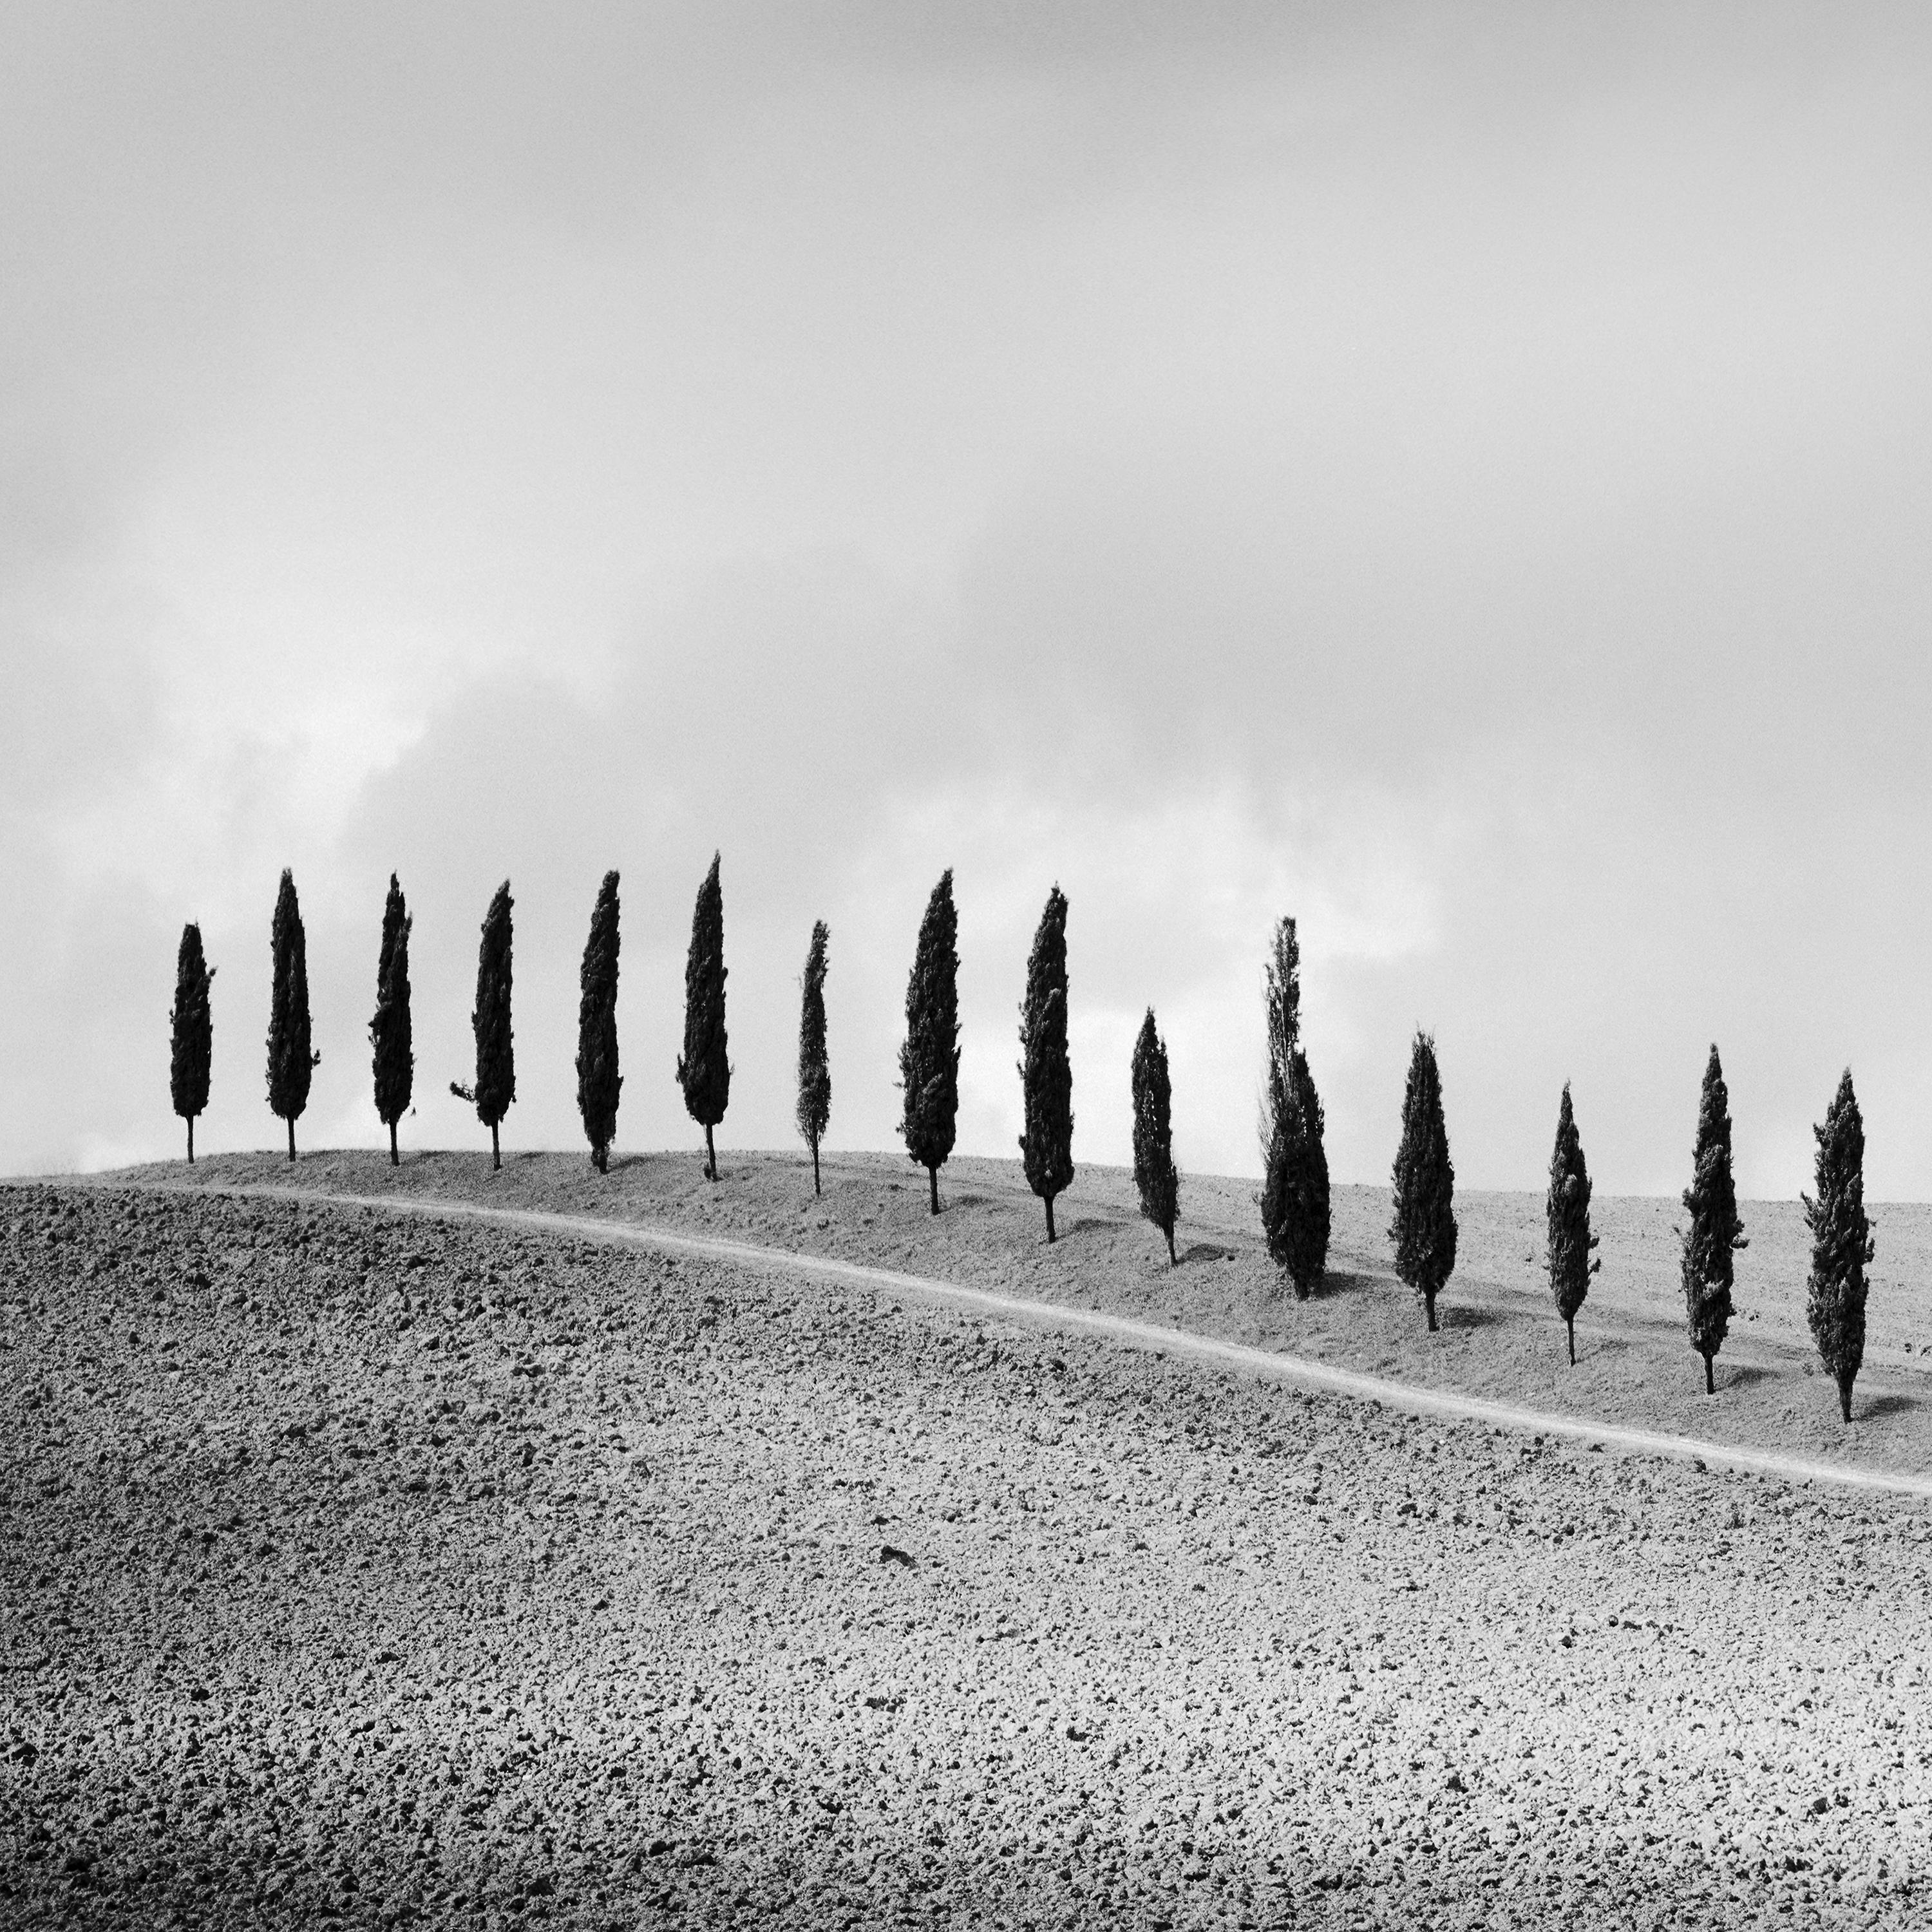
[3,1151,1929,1929]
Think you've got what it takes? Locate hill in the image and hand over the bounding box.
[3,1170,1930,1925]
[124,1146,1932,1478]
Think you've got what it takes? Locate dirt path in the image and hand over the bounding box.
[132,1178,1932,1502]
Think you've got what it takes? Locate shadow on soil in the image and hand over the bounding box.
[1439,1303,1506,1332]
[1316,1270,1381,1299]
[1180,1243,1237,1265]
[1861,1393,1922,1421]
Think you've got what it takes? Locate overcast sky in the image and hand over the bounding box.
[6,3,1931,1198]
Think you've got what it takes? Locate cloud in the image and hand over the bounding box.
[4,3,1932,1201]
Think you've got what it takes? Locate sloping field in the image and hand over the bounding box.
[3,1177,1931,1929]
[138,1148,1932,1478]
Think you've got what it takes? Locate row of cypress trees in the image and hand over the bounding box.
[167,862,717,1179]
[167,866,1880,1419]
[1381,1041,1873,1421]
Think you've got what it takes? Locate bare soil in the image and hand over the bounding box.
[135,1147,1932,1479]
[3,1169,1930,1929]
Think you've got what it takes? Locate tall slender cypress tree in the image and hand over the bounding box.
[1018,887,1075,1242]
[1546,1083,1600,1365]
[1130,1007,1180,1264]
[1259,917,1299,1290]
[576,871,621,1173]
[898,869,960,1215]
[1258,917,1329,1296]
[369,873,413,1166]
[169,923,215,1164]
[450,881,515,1170]
[265,869,317,1162]
[1804,1068,1873,1424]
[1283,1051,1331,1295]
[1390,1030,1457,1332]
[676,853,731,1181]
[1681,1044,1747,1394]
[796,920,831,1196]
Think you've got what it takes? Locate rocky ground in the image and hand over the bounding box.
[3,1178,1931,1927]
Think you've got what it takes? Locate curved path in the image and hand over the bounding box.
[140,1179,1932,1502]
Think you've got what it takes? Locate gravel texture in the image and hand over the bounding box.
[5,1178,1932,1929]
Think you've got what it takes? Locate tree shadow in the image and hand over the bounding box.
[1861,1392,1922,1421]
[1180,1242,1236,1265]
[1439,1303,1506,1332]
[1315,1270,1380,1299]
[1721,1364,1773,1390]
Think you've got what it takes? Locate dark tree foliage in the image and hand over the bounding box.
[796,920,831,1197]
[576,871,621,1174]
[1803,1068,1873,1425]
[1546,1083,1600,1365]
[449,881,515,1170]
[1018,886,1075,1242]
[1681,1043,1747,1394]
[676,853,731,1181]
[169,923,214,1164]
[1130,1007,1180,1264]
[1258,920,1298,1286]
[1258,917,1329,1297]
[369,873,413,1166]
[1390,1030,1457,1332]
[898,869,960,1215]
[265,869,319,1162]
[1282,1052,1332,1296]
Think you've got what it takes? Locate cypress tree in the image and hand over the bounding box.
[265,869,318,1162]
[676,853,731,1181]
[1130,1007,1180,1264]
[796,920,831,1196]
[1258,917,1329,1297]
[369,873,413,1166]
[168,923,215,1164]
[1681,1044,1747,1394]
[1284,1051,1331,1294]
[898,869,960,1215]
[1018,886,1075,1242]
[1389,1030,1457,1332]
[1546,1083,1600,1365]
[1803,1068,1873,1425]
[450,881,515,1170]
[576,871,621,1174]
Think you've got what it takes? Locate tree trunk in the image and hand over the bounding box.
[1704,1352,1715,1396]
[1426,1293,1437,1334]
[389,1121,399,1167]
[705,1122,717,1182]
[287,1117,296,1163]
[1839,1374,1854,1424]
[811,1141,820,1197]
[1165,1224,1176,1265]
[187,1117,195,1165]
[1045,1195,1057,1244]
[491,1122,500,1172]
[928,1165,940,1215]
[1566,1317,1575,1367]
